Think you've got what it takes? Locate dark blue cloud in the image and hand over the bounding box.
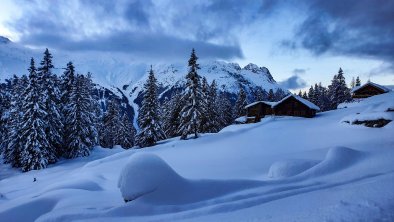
[279,75,307,90]
[279,0,394,73]
[8,0,259,61]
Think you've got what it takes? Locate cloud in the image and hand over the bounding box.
[6,0,270,61]
[279,0,394,73]
[279,75,307,90]
[292,68,307,75]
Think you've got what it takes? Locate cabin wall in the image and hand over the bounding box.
[246,103,273,122]
[353,85,386,98]
[273,97,316,118]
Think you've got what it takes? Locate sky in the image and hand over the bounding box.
[0,0,393,90]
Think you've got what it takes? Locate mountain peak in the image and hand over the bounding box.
[243,63,260,72]
[0,36,11,44]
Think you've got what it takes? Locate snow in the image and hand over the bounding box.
[340,91,394,124]
[118,153,183,202]
[268,159,319,178]
[351,81,391,93]
[1,92,394,221]
[273,94,320,110]
[244,101,277,109]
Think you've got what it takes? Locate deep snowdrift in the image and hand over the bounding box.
[1,92,394,222]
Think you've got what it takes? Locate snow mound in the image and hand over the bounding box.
[300,147,364,177]
[118,153,184,202]
[44,179,103,192]
[268,159,319,178]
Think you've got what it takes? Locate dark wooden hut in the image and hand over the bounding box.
[272,95,320,118]
[244,101,275,123]
[351,82,390,98]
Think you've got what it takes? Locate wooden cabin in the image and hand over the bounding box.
[272,95,320,118]
[351,82,390,98]
[244,101,275,123]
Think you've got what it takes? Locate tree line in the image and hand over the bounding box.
[297,68,355,111]
[0,48,305,171]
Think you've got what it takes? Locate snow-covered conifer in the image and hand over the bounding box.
[19,58,51,171]
[233,85,248,118]
[38,48,62,162]
[135,67,166,146]
[328,68,352,109]
[178,49,206,140]
[63,74,98,158]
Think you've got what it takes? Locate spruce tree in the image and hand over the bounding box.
[233,85,248,118]
[217,86,233,127]
[163,91,183,138]
[267,89,275,102]
[119,114,136,149]
[328,68,352,109]
[3,75,24,167]
[178,49,205,140]
[63,74,98,158]
[60,61,76,156]
[199,77,210,133]
[201,80,221,133]
[102,99,123,148]
[355,76,361,86]
[254,86,266,101]
[135,67,166,146]
[19,58,51,171]
[38,48,62,162]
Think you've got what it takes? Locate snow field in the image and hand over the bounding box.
[0,92,394,221]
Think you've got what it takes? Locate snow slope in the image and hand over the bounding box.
[1,93,394,222]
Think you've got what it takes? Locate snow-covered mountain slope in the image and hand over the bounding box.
[1,92,393,221]
[0,36,283,94]
[0,36,146,87]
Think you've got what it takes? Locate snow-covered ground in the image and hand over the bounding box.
[1,92,394,222]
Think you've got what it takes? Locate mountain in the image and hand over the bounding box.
[0,36,287,127]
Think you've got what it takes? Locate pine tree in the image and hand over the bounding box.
[199,77,210,133]
[274,88,287,101]
[102,99,123,148]
[38,48,62,162]
[19,58,51,171]
[267,89,275,102]
[233,85,248,118]
[355,76,361,86]
[201,80,221,133]
[217,86,233,127]
[136,67,166,146]
[3,75,24,167]
[63,74,98,158]
[302,91,308,99]
[254,86,266,101]
[308,85,316,104]
[163,91,184,138]
[178,49,206,140]
[119,114,136,149]
[328,68,352,109]
[60,61,76,156]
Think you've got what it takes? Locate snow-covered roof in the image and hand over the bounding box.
[351,82,391,93]
[244,101,277,109]
[273,94,320,111]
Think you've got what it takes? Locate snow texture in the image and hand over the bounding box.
[0,92,394,221]
[351,81,391,93]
